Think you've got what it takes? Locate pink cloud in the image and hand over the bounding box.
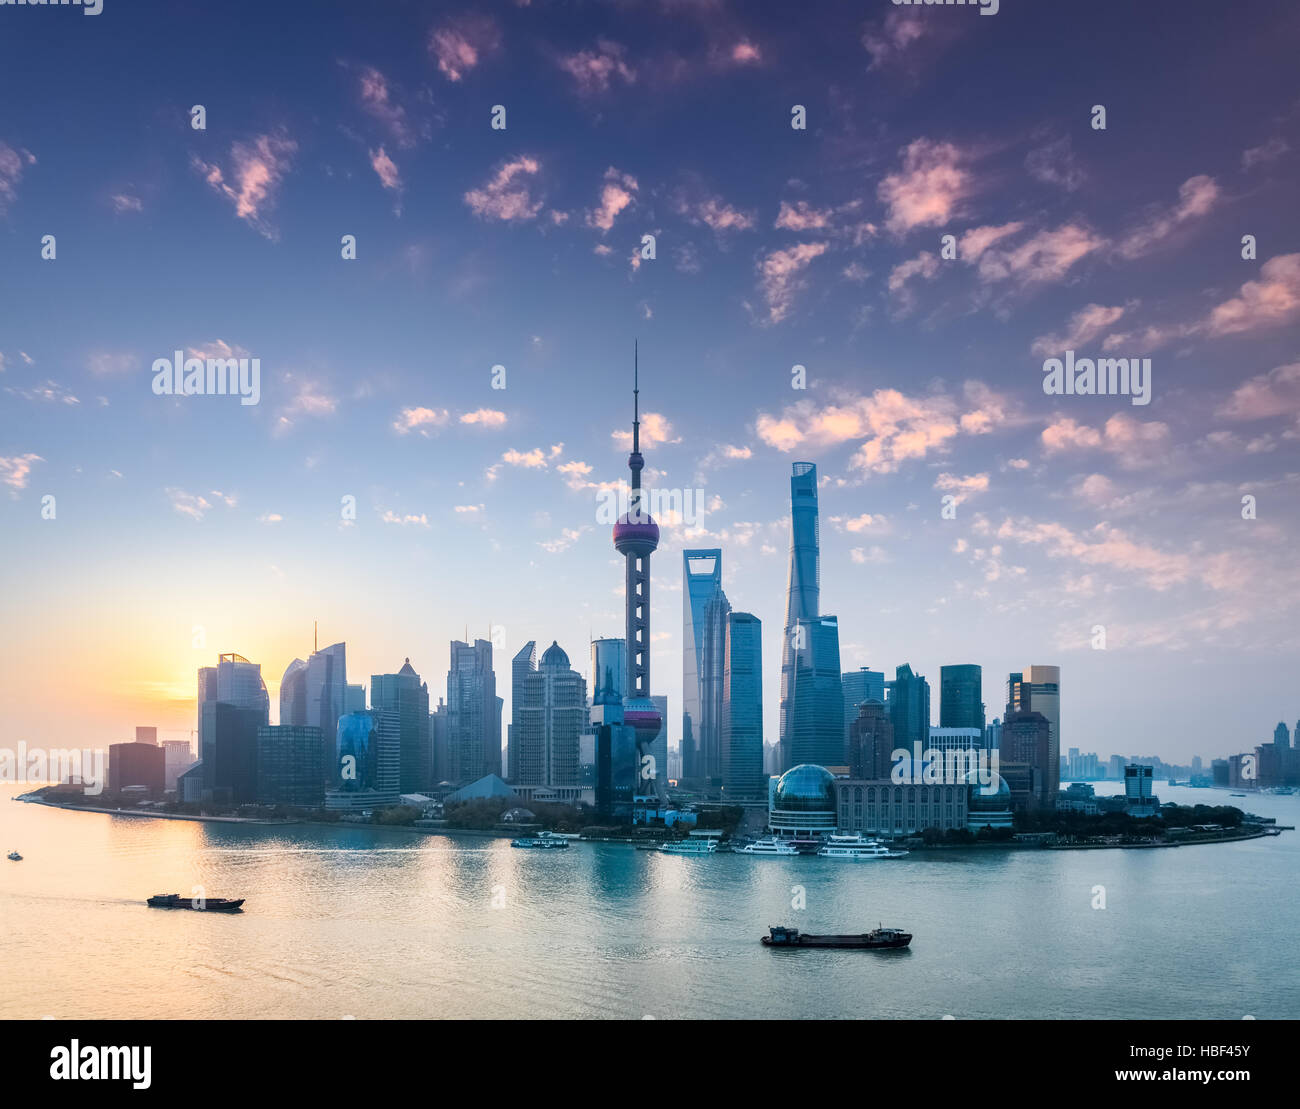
[429,15,501,82]
[756,242,828,323]
[193,131,297,239]
[1216,360,1300,421]
[878,139,968,235]
[370,147,401,191]
[464,156,543,222]
[558,39,635,95]
[586,167,638,232]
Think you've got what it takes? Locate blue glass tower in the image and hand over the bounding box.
[778,463,844,769]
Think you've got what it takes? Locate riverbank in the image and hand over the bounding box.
[18,794,294,826]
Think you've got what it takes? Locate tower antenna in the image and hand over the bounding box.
[314,620,317,654]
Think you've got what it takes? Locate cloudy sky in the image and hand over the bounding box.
[1,0,1298,765]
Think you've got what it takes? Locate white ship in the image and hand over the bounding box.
[658,838,719,855]
[817,833,907,860]
[733,837,799,856]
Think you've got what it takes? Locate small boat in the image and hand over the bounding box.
[733,837,798,856]
[657,838,719,855]
[762,925,912,950]
[1230,792,1247,797]
[7,851,22,861]
[510,831,569,849]
[817,833,907,860]
[146,893,245,912]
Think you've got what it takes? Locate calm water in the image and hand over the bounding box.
[2,782,1297,1020]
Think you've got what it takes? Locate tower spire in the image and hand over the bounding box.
[314,620,317,654]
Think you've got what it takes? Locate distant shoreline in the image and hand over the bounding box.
[18,791,1289,852]
[18,795,293,826]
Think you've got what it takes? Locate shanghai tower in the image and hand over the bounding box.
[778,462,844,770]
[612,345,664,803]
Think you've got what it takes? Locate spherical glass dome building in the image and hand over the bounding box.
[769,764,838,836]
[963,769,1013,831]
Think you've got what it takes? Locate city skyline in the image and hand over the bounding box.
[3,1,1300,764]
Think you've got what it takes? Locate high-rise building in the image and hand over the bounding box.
[508,641,537,782]
[196,653,269,803]
[848,700,895,780]
[447,639,499,785]
[999,709,1052,810]
[108,742,165,795]
[515,641,586,787]
[1274,722,1291,748]
[430,699,449,785]
[200,701,263,804]
[161,739,194,792]
[649,693,669,801]
[610,349,663,820]
[1007,666,1060,802]
[721,611,764,799]
[329,709,400,808]
[256,725,324,806]
[199,653,269,722]
[373,659,432,793]
[939,664,984,732]
[279,658,308,726]
[779,462,844,771]
[281,639,347,779]
[984,716,1002,753]
[344,684,366,714]
[842,667,885,751]
[682,549,730,785]
[888,664,930,753]
[134,726,157,745]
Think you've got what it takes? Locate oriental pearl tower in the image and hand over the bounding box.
[612,344,664,803]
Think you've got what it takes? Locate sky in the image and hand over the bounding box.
[1,0,1299,766]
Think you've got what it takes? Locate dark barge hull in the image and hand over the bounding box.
[146,895,245,912]
[762,932,911,949]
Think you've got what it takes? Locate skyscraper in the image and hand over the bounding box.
[509,641,537,782]
[1007,666,1061,803]
[196,653,269,803]
[682,549,730,785]
[721,611,764,799]
[779,462,844,770]
[280,638,347,778]
[611,347,662,814]
[256,725,324,806]
[842,666,885,750]
[939,664,985,732]
[887,663,930,753]
[516,641,587,787]
[848,700,894,780]
[447,639,499,785]
[373,659,432,793]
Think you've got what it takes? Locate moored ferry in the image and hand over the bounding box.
[817,833,907,860]
[510,831,570,849]
[657,838,719,855]
[733,837,798,856]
